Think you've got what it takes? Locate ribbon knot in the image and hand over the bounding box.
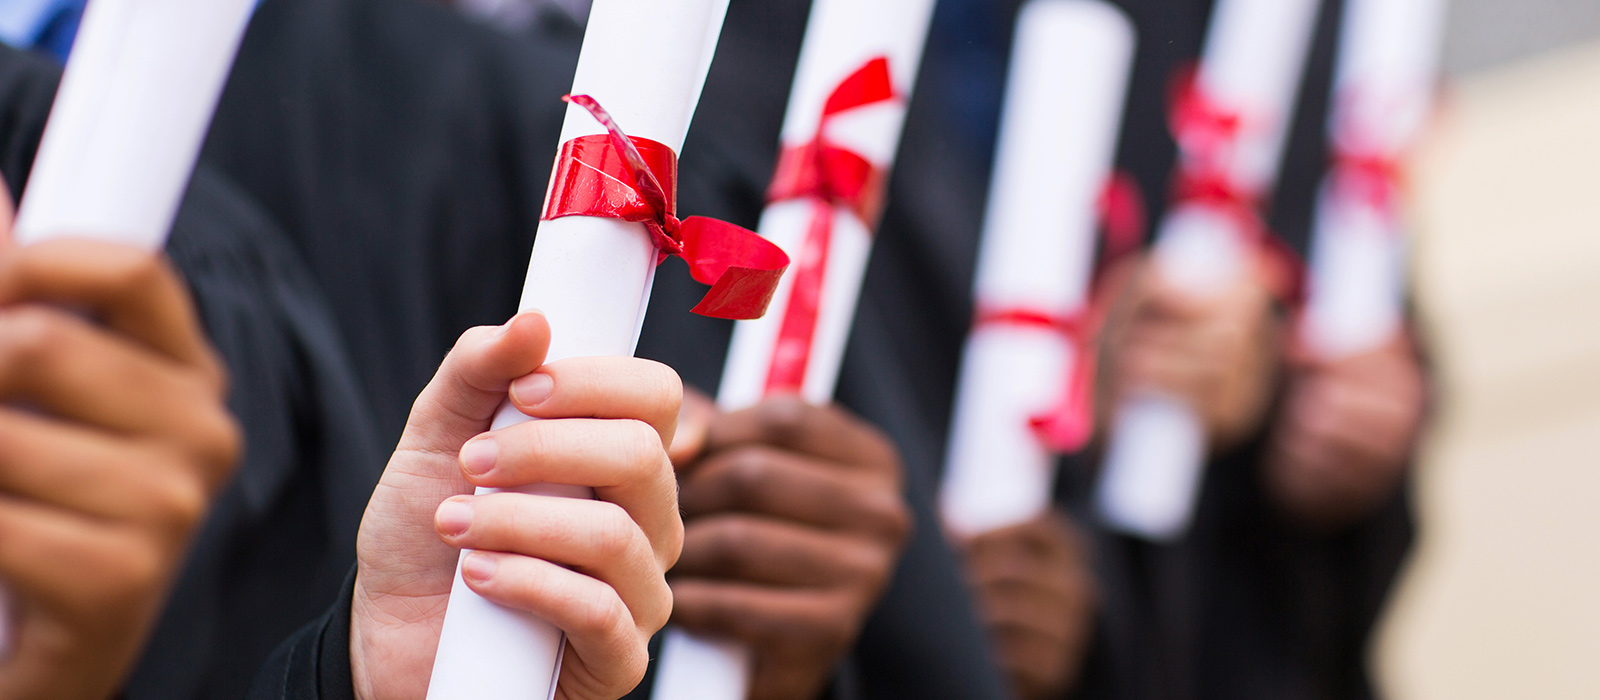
[542,94,790,320]
[761,57,900,394]
[974,307,1099,454]
[1331,148,1404,213]
[1166,65,1307,303]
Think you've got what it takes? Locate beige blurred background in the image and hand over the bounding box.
[1374,0,1600,698]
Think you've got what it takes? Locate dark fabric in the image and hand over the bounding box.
[203,0,573,448]
[0,43,384,700]
[127,166,385,700]
[246,568,358,700]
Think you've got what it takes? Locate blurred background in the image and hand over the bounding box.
[1376,0,1600,698]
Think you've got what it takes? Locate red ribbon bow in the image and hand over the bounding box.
[1167,66,1307,304]
[1328,88,1411,215]
[1331,149,1403,212]
[974,307,1099,454]
[760,57,900,394]
[542,94,790,320]
[970,173,1151,456]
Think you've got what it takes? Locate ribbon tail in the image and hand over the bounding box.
[763,201,833,395]
[1028,353,1096,454]
[677,216,790,320]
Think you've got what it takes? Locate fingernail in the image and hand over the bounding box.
[511,372,554,407]
[460,438,499,477]
[436,498,474,537]
[462,552,498,583]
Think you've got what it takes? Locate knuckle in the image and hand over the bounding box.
[573,587,629,639]
[638,579,674,634]
[618,419,665,471]
[110,251,172,298]
[104,544,166,609]
[148,469,211,533]
[700,518,757,570]
[642,360,683,413]
[0,307,65,369]
[196,409,244,484]
[659,510,685,570]
[808,599,857,651]
[755,396,809,444]
[861,491,913,545]
[616,646,649,695]
[195,350,232,398]
[587,502,639,561]
[719,449,772,506]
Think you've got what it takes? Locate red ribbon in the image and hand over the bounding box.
[974,307,1098,454]
[542,94,790,320]
[1097,170,1148,266]
[1167,66,1307,304]
[1328,88,1411,215]
[760,57,900,394]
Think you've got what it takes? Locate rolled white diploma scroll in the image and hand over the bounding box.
[5,0,255,654]
[1095,0,1323,542]
[16,0,256,248]
[937,0,1135,539]
[1300,0,1446,359]
[652,0,937,697]
[423,1,727,698]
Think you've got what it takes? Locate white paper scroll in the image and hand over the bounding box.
[653,0,937,697]
[1300,0,1446,359]
[3,0,255,654]
[1095,0,1323,542]
[423,1,729,698]
[15,0,256,248]
[713,0,938,410]
[937,0,1135,539]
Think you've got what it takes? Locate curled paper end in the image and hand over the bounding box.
[680,216,790,320]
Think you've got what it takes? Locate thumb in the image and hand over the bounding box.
[667,386,715,470]
[395,311,552,457]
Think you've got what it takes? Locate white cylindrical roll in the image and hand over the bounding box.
[1301,0,1446,359]
[938,0,1135,539]
[15,0,256,248]
[655,0,938,698]
[715,0,939,410]
[5,0,255,655]
[424,1,727,698]
[1096,0,1324,542]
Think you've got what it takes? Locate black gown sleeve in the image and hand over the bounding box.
[247,569,358,700]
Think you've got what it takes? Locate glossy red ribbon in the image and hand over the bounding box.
[761,57,899,394]
[542,95,790,320]
[974,307,1097,453]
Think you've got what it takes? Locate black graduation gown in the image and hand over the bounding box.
[206,0,1008,698]
[0,44,386,700]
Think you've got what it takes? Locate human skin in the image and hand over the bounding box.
[350,312,685,700]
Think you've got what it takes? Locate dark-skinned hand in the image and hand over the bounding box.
[1263,332,1426,532]
[1097,253,1282,452]
[959,511,1097,700]
[668,390,912,700]
[0,184,241,700]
